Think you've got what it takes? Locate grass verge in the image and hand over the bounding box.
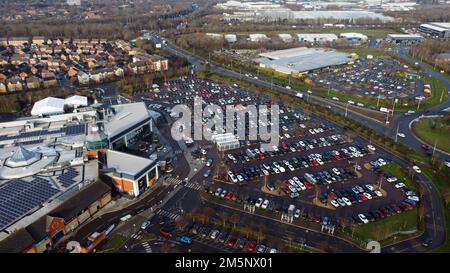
[97,234,127,253]
[412,116,450,154]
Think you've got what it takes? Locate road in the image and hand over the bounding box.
[149,33,447,252]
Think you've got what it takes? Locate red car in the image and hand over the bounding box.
[259,153,265,160]
[248,240,257,252]
[225,191,234,199]
[402,202,414,210]
[303,181,313,190]
[359,193,368,201]
[391,204,402,214]
[281,143,288,150]
[159,227,172,237]
[228,237,237,247]
[421,144,431,151]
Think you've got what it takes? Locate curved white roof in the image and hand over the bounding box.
[65,95,88,107]
[31,97,65,116]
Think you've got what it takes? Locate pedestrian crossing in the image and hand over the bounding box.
[131,233,142,240]
[166,177,183,186]
[185,182,201,191]
[165,177,201,191]
[156,208,181,220]
[142,242,152,253]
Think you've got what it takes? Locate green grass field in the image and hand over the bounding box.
[352,209,418,242]
[412,116,450,154]
[98,234,127,253]
[381,163,418,191]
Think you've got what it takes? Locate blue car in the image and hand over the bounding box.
[179,236,192,245]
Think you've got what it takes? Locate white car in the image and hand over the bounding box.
[297,182,306,191]
[288,165,295,172]
[332,168,340,175]
[373,190,383,197]
[377,158,387,166]
[395,182,406,188]
[330,200,339,208]
[358,213,369,224]
[342,197,352,206]
[262,169,269,176]
[255,198,263,207]
[261,199,269,209]
[365,184,375,191]
[141,220,151,230]
[336,198,346,206]
[237,175,244,182]
[397,133,406,138]
[412,165,422,173]
[408,196,420,202]
[269,248,277,253]
[387,177,398,183]
[294,209,301,218]
[288,185,297,193]
[363,192,372,200]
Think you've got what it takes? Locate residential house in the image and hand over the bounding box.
[32,36,46,45]
[77,71,90,85]
[8,37,30,46]
[6,78,23,92]
[0,82,6,93]
[67,66,78,78]
[26,76,41,89]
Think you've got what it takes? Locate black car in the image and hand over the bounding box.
[218,232,229,243]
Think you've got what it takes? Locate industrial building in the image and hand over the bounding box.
[206,33,222,40]
[225,34,237,43]
[296,33,338,43]
[386,34,424,43]
[255,47,352,76]
[31,97,66,116]
[101,150,159,197]
[419,22,450,38]
[31,95,89,116]
[278,34,294,43]
[65,95,88,108]
[339,32,368,42]
[249,34,269,42]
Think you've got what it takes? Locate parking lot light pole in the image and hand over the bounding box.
[395,124,399,142]
[416,98,422,111]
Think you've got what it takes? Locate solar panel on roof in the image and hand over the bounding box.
[0,177,61,230]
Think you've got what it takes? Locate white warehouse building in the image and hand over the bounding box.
[31,97,65,116]
[249,34,269,42]
[278,34,293,42]
[296,33,338,43]
[339,32,368,42]
[65,95,88,108]
[225,34,237,43]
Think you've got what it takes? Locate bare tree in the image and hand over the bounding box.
[230,213,240,230]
